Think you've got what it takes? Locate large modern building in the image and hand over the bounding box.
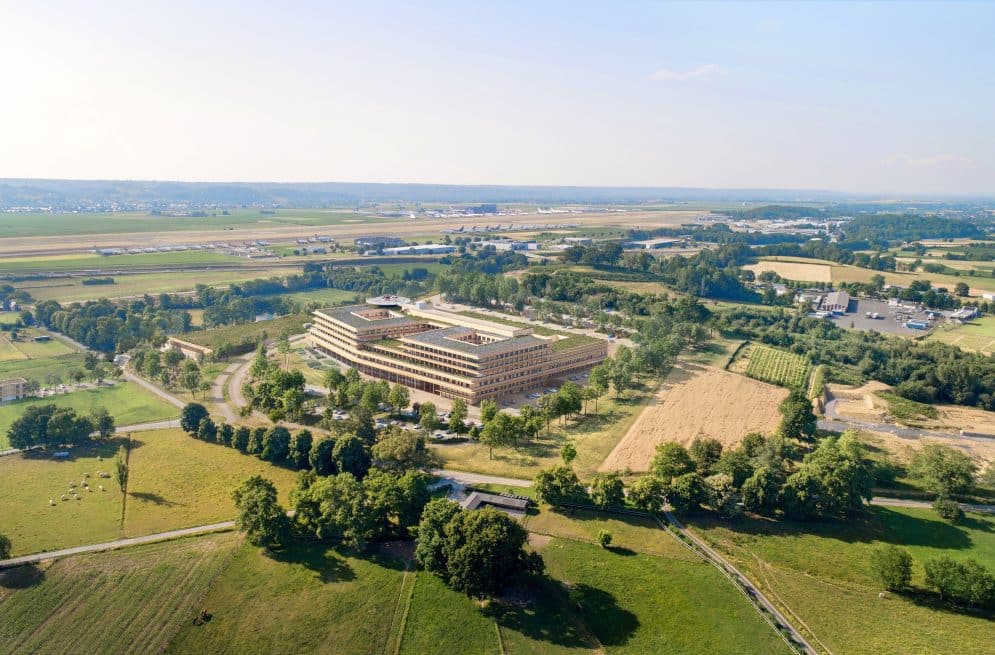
[307,297,607,404]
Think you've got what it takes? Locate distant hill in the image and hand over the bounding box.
[0,178,852,210]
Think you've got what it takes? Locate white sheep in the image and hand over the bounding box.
[99,485,105,491]
[83,472,90,478]
[74,495,80,501]
[86,487,92,492]
[61,494,68,501]
[68,481,76,488]
[49,499,56,506]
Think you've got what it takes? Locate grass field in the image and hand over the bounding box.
[539,538,791,655]
[183,314,308,350]
[0,532,241,655]
[0,381,176,449]
[430,380,657,480]
[743,344,810,389]
[927,315,995,354]
[0,352,87,387]
[0,428,299,556]
[273,287,359,308]
[17,268,303,303]
[689,506,995,655]
[0,250,238,274]
[124,428,300,537]
[168,541,407,655]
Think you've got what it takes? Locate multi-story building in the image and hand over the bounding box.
[0,377,27,404]
[307,297,607,404]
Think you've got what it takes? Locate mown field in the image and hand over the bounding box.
[927,315,995,355]
[689,506,995,655]
[0,381,176,449]
[0,352,87,388]
[0,329,75,361]
[0,532,241,655]
[743,344,810,389]
[0,428,299,556]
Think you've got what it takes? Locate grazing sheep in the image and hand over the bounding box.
[74,495,80,501]
[99,485,105,491]
[86,487,92,492]
[68,481,76,488]
[83,472,90,478]
[49,499,56,506]
[61,495,68,501]
[878,592,887,599]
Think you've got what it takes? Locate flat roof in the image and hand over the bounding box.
[460,491,531,512]
[403,326,546,357]
[318,305,424,330]
[366,295,410,306]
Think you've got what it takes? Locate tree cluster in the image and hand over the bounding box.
[8,404,114,449]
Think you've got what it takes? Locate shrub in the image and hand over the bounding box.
[933,497,965,523]
[596,530,612,548]
[869,544,913,591]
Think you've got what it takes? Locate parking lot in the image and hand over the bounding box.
[835,298,946,336]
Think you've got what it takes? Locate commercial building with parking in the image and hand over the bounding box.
[307,297,607,404]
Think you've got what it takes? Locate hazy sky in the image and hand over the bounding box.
[1,1,993,195]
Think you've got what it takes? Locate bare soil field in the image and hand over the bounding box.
[828,381,995,438]
[859,429,995,469]
[0,210,699,257]
[744,260,833,282]
[599,365,788,472]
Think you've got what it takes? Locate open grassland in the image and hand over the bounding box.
[430,380,657,481]
[0,250,239,274]
[271,287,358,308]
[0,428,298,555]
[0,532,240,655]
[0,439,126,555]
[17,268,303,303]
[0,382,176,449]
[168,541,406,655]
[523,507,699,561]
[184,314,308,350]
[400,573,505,655]
[123,428,300,537]
[0,352,86,387]
[928,315,995,355]
[689,506,995,655]
[742,344,810,389]
[1,330,75,359]
[600,365,787,473]
[749,255,995,296]
[539,538,791,655]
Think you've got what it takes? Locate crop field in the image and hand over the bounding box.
[0,428,299,556]
[928,315,995,354]
[742,344,810,389]
[0,532,240,655]
[689,506,995,655]
[167,541,407,655]
[0,250,239,274]
[0,382,176,449]
[183,314,308,350]
[600,365,787,472]
[749,256,995,296]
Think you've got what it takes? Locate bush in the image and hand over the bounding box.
[869,544,913,591]
[933,497,965,523]
[596,530,612,548]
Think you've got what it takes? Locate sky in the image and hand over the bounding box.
[1,1,993,196]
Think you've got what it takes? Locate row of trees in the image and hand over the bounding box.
[871,544,995,609]
[8,404,114,449]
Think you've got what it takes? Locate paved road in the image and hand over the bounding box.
[0,522,236,569]
[663,510,817,655]
[432,469,532,488]
[212,359,245,423]
[122,368,186,409]
[820,398,995,443]
[871,496,995,515]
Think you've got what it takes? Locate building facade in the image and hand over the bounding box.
[307,301,607,404]
[0,378,27,404]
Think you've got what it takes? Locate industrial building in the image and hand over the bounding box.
[307,297,607,404]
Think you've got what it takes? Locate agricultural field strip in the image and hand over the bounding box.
[744,345,810,389]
